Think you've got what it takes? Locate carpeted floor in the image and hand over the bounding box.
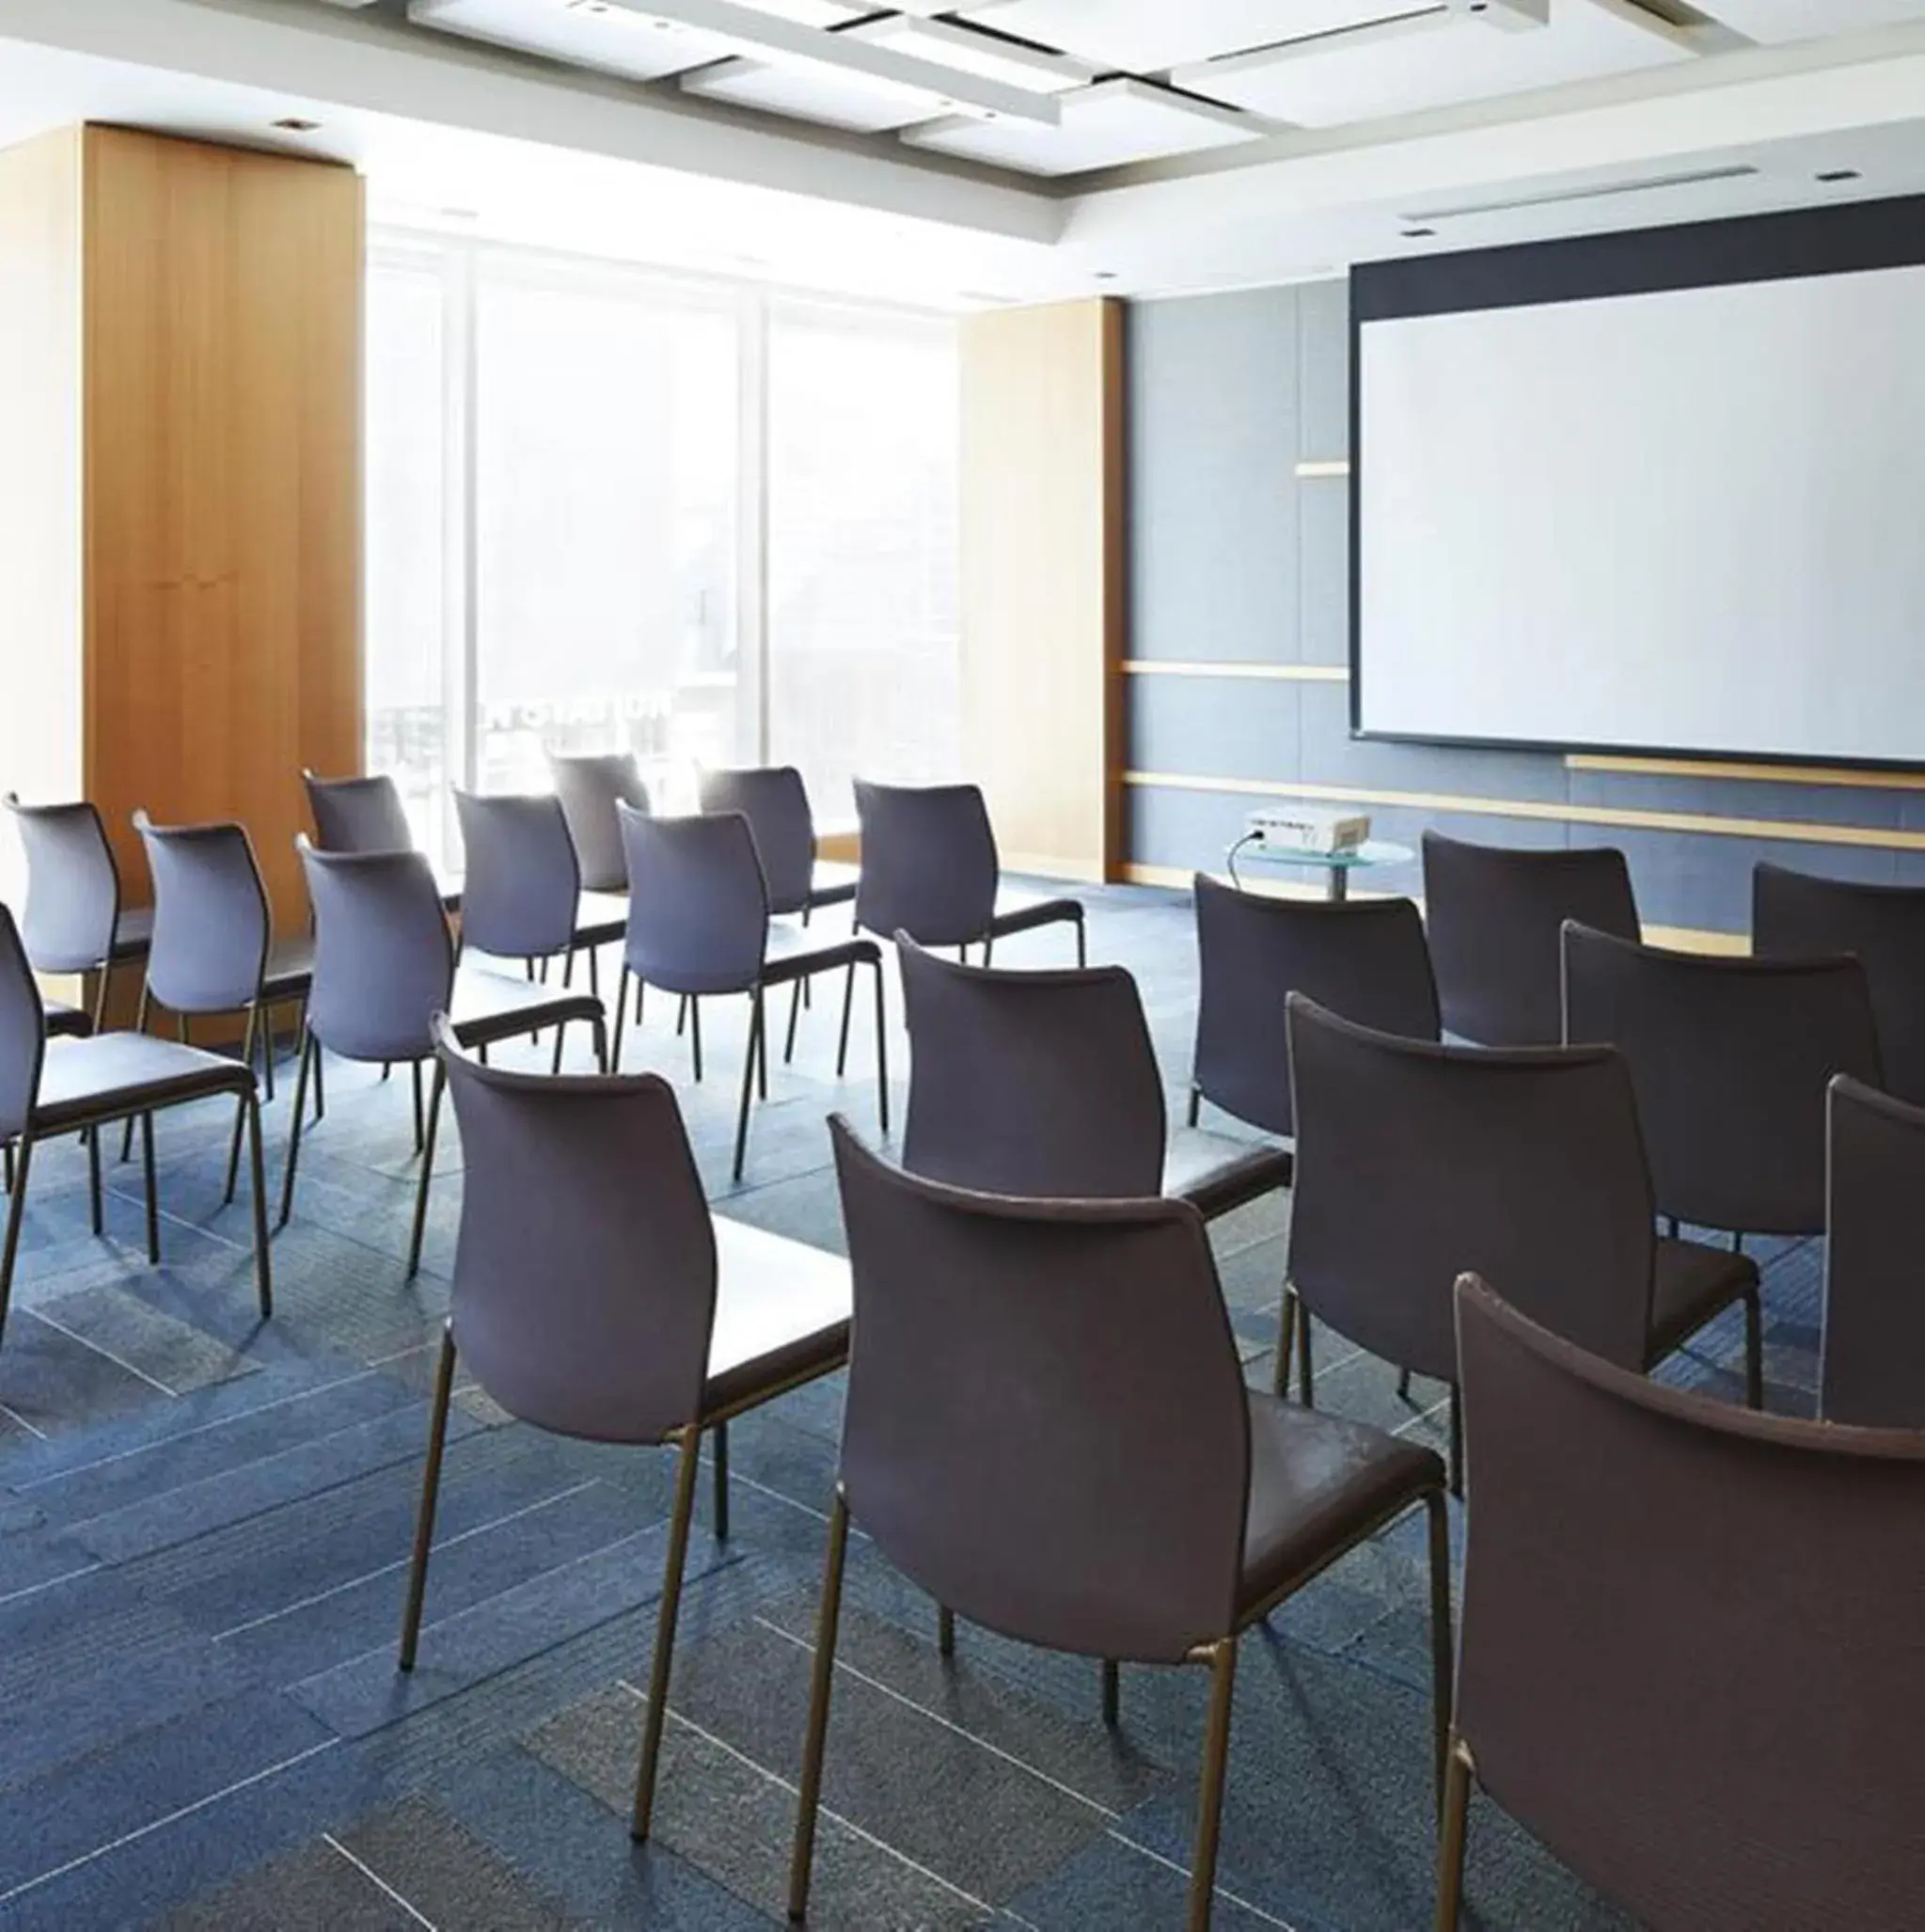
[0,882,1813,1930]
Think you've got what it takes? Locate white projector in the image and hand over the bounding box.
[1245,806,1371,856]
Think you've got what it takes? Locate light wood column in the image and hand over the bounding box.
[958,298,1125,883]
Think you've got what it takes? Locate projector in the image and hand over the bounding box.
[1449,0,1550,27]
[1245,807,1371,857]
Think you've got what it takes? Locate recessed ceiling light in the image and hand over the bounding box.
[1815,168,1862,183]
[1094,270,1117,281]
[1400,226,1437,239]
[272,117,323,133]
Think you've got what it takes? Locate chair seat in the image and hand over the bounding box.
[42,997,91,1040]
[1647,1236,1759,1361]
[32,1030,253,1134]
[449,965,604,1050]
[574,891,629,951]
[761,923,881,988]
[806,860,860,911]
[1163,1130,1293,1221]
[988,886,1084,942]
[702,1218,852,1419]
[1239,1391,1444,1623]
[262,935,316,1001]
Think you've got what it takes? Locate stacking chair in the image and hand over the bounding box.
[790,1119,1450,1932]
[1755,863,1925,1105]
[0,904,270,1350]
[400,1023,851,1847]
[1821,1075,1925,1426]
[615,808,886,1182]
[1562,922,1880,1246]
[852,779,1084,966]
[1285,996,1761,1493]
[697,765,857,921]
[303,770,415,855]
[548,750,651,895]
[279,840,607,1276]
[1422,831,1637,1045]
[1440,1275,1925,1932]
[1190,870,1438,1137]
[452,789,627,1003]
[5,794,151,1036]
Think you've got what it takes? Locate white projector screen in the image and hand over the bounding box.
[1354,227,1925,766]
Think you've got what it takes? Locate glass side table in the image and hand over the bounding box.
[1225,837,1416,904]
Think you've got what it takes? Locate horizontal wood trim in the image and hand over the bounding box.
[1294,459,1350,478]
[1568,752,1925,794]
[1124,660,1348,682]
[1124,769,1925,855]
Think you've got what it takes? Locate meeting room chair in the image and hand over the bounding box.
[0,903,270,1351]
[1189,870,1439,1138]
[1754,861,1925,1106]
[698,765,857,922]
[1821,1074,1925,1427]
[278,839,607,1275]
[1422,831,1638,1045]
[400,1021,852,1847]
[548,749,652,896]
[1439,1275,1925,1932]
[852,778,1085,966]
[789,1118,1450,1932]
[5,794,151,1037]
[1562,922,1880,1246]
[616,806,887,1181]
[1283,995,1761,1493]
[303,770,416,856]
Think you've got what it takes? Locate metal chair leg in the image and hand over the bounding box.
[1447,1385,1463,1498]
[784,979,804,1065]
[1434,1737,1475,1932]
[0,1136,35,1347]
[632,1424,704,1843]
[756,993,768,1101]
[90,957,115,1037]
[1296,1296,1315,1407]
[406,1063,447,1279]
[2,1142,10,1195]
[550,1017,568,1076]
[592,1015,609,1075]
[276,1032,317,1231]
[398,1326,458,1671]
[1397,1369,1413,1402]
[732,991,765,1183]
[689,996,703,1084]
[87,1125,103,1237]
[712,1419,730,1542]
[835,961,856,1078]
[139,1112,159,1263]
[118,986,152,1162]
[871,958,890,1136]
[223,1007,260,1206]
[1186,1637,1239,1932]
[308,1013,323,1121]
[246,1093,272,1318]
[1074,915,1087,969]
[1187,1085,1201,1129]
[411,1059,425,1154]
[1102,1658,1120,1727]
[1274,1287,1296,1399]
[1743,1286,1763,1409]
[938,1604,955,1657]
[786,1489,851,1922]
[1425,1490,1453,1817]
[612,969,632,1073]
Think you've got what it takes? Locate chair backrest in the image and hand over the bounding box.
[303,770,415,856]
[435,1020,718,1444]
[1286,994,1654,1383]
[1453,1274,1925,1932]
[830,1115,1249,1662]
[453,790,581,962]
[300,839,454,1065]
[852,780,999,948]
[1191,872,1439,1136]
[1423,831,1639,1045]
[3,795,127,975]
[898,940,1164,1198]
[135,811,272,1014]
[548,751,650,895]
[697,766,818,916]
[618,806,769,996]
[1562,922,1880,1235]
[1822,1075,1925,1427]
[1755,862,1925,1107]
[0,905,49,1144]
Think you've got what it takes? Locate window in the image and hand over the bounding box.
[364,235,960,855]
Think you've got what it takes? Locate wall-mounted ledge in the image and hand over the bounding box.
[1123,659,1347,680]
[1294,459,1349,478]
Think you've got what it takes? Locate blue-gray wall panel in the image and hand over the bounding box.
[1128,675,1301,783]
[1299,481,1349,669]
[1297,278,1349,460]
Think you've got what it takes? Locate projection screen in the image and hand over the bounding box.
[1351,198,1925,767]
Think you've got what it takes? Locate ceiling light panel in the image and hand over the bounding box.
[1696,0,1925,40]
[902,76,1263,175]
[1176,0,1695,129]
[955,0,1430,72]
[844,16,1095,94]
[680,57,954,131]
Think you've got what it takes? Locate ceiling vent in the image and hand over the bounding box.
[1400,162,1759,223]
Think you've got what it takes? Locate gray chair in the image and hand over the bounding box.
[1441,1274,1925,1932]
[1562,921,1881,1243]
[305,768,461,912]
[5,793,151,1037]
[279,839,607,1276]
[0,902,270,1351]
[452,789,627,1001]
[1821,1074,1925,1427]
[615,807,887,1182]
[400,1021,851,1845]
[1285,994,1761,1494]
[1190,870,1439,1138]
[853,779,1084,965]
[1423,831,1638,1046]
[548,750,652,895]
[697,765,857,920]
[790,1117,1450,1932]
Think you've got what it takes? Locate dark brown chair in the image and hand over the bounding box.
[1190,870,1438,1136]
[1441,1274,1925,1932]
[1755,862,1925,1106]
[401,1022,851,1844]
[790,1117,1450,1932]
[1422,831,1637,1046]
[1285,995,1761,1492]
[547,750,651,896]
[1562,921,1881,1241]
[1822,1074,1925,1426]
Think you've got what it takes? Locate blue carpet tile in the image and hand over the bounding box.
[0,884,1808,1927]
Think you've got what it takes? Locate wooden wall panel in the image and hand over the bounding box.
[82,126,364,925]
[958,298,1124,882]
